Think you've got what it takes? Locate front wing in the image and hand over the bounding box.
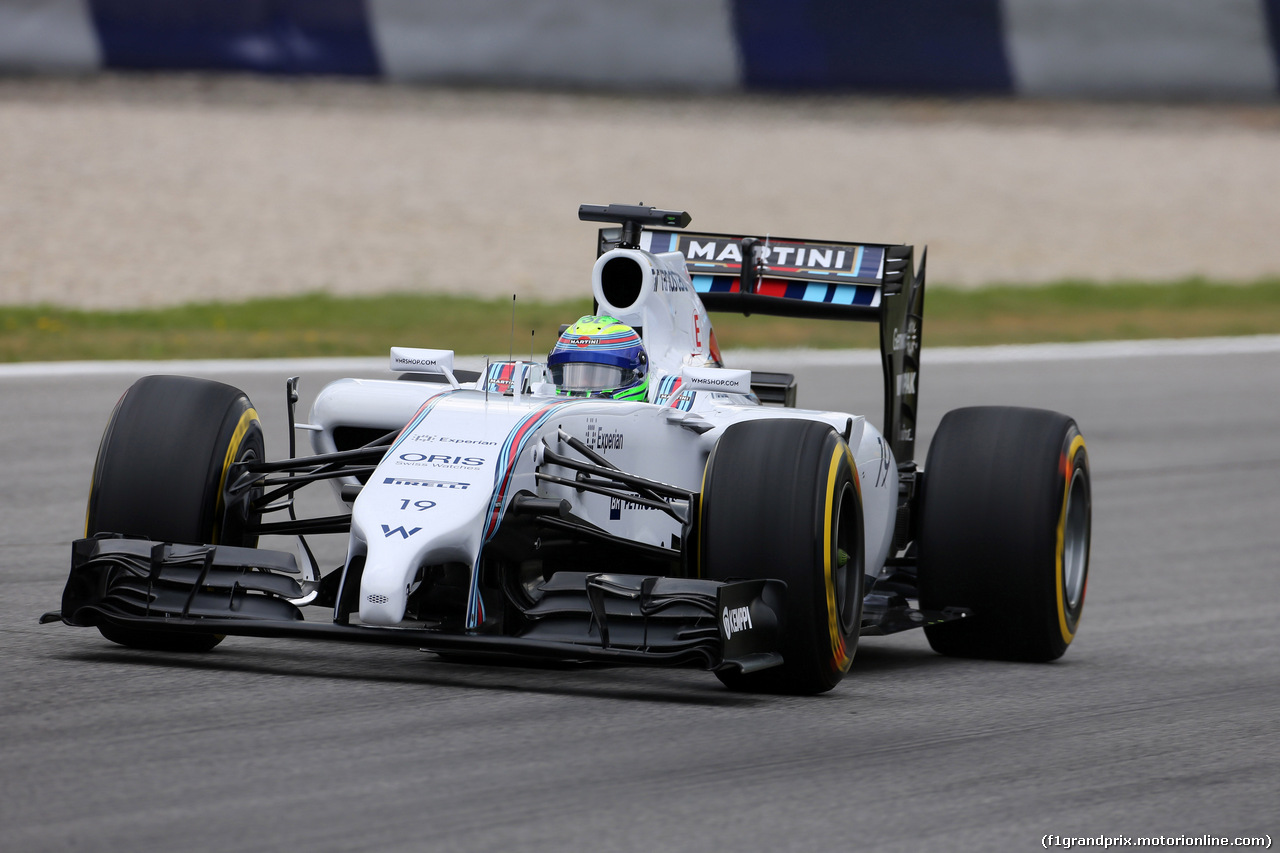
[44,536,785,675]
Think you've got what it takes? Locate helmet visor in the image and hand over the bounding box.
[550,362,636,393]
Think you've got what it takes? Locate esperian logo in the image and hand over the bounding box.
[585,423,624,452]
[409,434,498,446]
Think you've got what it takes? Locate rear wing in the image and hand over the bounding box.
[595,219,926,464]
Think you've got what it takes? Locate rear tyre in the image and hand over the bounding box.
[85,375,265,652]
[918,406,1091,662]
[700,419,864,694]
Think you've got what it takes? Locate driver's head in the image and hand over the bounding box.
[548,315,649,401]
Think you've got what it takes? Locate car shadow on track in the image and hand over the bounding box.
[850,641,950,674]
[55,633,958,705]
[59,643,769,707]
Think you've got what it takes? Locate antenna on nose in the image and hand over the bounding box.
[509,294,516,364]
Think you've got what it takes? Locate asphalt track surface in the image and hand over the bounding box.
[2,343,1277,852]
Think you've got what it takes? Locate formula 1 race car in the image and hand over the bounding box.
[45,204,1092,694]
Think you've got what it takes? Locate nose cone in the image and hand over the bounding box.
[357,558,411,625]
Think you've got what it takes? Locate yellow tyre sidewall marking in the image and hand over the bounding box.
[1055,434,1087,645]
[213,407,259,544]
[823,442,858,673]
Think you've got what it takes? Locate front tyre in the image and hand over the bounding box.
[700,419,864,694]
[918,406,1091,662]
[85,375,265,652]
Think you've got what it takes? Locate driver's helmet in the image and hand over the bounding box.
[548,315,649,401]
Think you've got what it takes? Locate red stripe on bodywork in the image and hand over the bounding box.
[483,403,562,540]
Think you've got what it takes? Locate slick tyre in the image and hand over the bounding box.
[700,419,864,694]
[85,375,264,652]
[917,406,1091,662]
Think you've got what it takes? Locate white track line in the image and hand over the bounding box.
[2,336,1278,379]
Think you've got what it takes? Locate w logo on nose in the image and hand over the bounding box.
[381,524,421,539]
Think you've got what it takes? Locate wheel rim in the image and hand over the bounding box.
[833,482,859,635]
[217,437,261,547]
[1061,467,1090,610]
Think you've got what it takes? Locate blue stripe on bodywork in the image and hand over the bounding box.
[467,400,581,627]
[803,282,829,303]
[385,391,455,458]
[859,246,884,278]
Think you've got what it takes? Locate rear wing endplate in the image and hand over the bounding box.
[598,224,926,463]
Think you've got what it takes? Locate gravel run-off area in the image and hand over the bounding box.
[3,74,1280,309]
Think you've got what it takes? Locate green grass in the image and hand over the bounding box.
[3,278,1280,363]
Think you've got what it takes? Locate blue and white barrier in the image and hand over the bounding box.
[2,0,1279,98]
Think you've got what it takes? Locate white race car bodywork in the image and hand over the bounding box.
[54,204,1092,692]
[307,244,900,629]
